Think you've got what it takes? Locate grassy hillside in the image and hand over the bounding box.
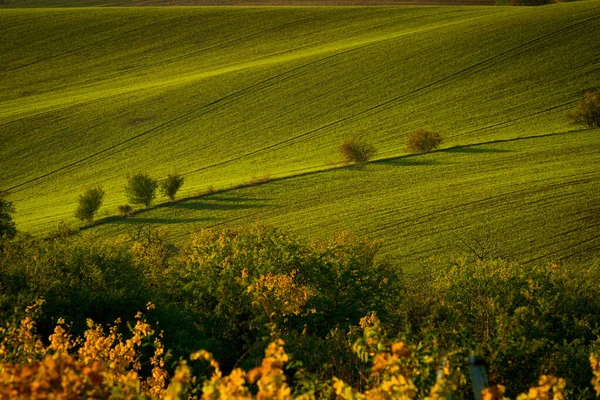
[91,129,600,265]
[1,2,599,263]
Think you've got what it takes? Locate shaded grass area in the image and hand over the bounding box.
[89,129,600,266]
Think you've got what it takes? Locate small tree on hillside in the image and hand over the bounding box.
[75,187,105,223]
[568,89,600,129]
[339,138,376,165]
[406,128,443,153]
[125,173,158,208]
[0,192,17,240]
[160,173,184,201]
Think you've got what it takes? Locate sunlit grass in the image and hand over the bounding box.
[1,1,599,264]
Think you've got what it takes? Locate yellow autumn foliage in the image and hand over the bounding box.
[0,303,599,399]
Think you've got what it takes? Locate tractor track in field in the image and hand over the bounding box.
[1,9,467,191]
[4,10,599,194]
[526,235,600,264]
[2,14,193,73]
[295,12,600,138]
[1,6,467,103]
[363,170,599,236]
[178,10,600,171]
[75,137,597,242]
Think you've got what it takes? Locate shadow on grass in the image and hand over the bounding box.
[203,195,269,203]
[441,147,513,154]
[376,158,448,167]
[112,217,216,225]
[169,196,270,211]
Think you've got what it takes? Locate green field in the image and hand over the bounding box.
[1,1,599,264]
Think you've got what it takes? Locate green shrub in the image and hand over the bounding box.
[74,187,104,223]
[160,173,184,201]
[0,192,16,240]
[406,257,600,397]
[125,173,158,207]
[165,225,401,372]
[339,138,376,164]
[0,234,150,339]
[2,225,600,396]
[406,128,443,153]
[569,89,600,128]
[118,204,133,216]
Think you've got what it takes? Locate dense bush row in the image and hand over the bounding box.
[2,301,594,399]
[1,226,600,397]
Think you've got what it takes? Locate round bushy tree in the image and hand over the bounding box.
[125,174,158,208]
[75,187,105,223]
[160,173,184,201]
[406,128,443,153]
[0,192,17,239]
[569,89,600,129]
[339,138,376,165]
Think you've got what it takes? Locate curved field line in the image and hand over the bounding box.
[1,14,192,73]
[526,235,600,264]
[17,130,597,234]
[25,13,322,92]
[447,100,580,139]
[1,8,487,121]
[5,11,597,193]
[180,12,600,175]
[286,12,600,140]
[365,171,600,237]
[3,10,474,191]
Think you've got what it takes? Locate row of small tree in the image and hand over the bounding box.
[339,88,600,166]
[71,89,600,223]
[75,173,184,223]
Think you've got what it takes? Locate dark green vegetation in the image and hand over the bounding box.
[569,88,600,128]
[339,138,377,164]
[160,173,185,201]
[0,194,17,240]
[75,186,105,222]
[406,128,443,153]
[2,227,600,396]
[125,173,159,207]
[2,2,599,264]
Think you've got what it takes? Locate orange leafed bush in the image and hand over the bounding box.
[1,303,598,399]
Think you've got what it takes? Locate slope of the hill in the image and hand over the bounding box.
[90,128,600,265]
[1,2,599,263]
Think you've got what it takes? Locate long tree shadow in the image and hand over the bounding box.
[169,197,270,211]
[441,147,513,154]
[205,195,270,202]
[112,217,217,225]
[377,158,449,167]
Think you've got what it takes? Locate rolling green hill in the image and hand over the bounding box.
[1,2,599,264]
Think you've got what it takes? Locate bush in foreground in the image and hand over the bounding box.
[160,173,184,201]
[75,187,104,223]
[0,303,594,400]
[569,89,600,129]
[406,128,443,153]
[339,138,376,164]
[2,226,600,396]
[0,192,16,239]
[125,173,158,207]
